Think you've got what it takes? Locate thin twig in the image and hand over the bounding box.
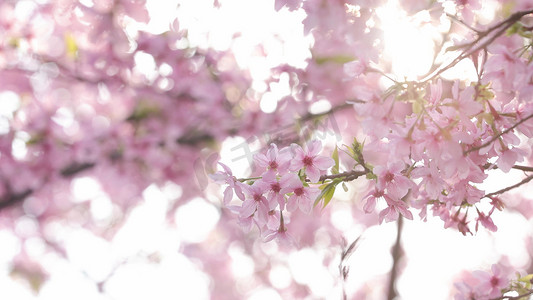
[512,165,533,172]
[465,113,533,155]
[422,10,533,83]
[318,170,368,182]
[484,175,533,199]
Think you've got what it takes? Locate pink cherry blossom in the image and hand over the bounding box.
[262,171,294,210]
[240,181,272,225]
[411,163,447,200]
[290,140,334,183]
[475,207,498,232]
[263,222,295,246]
[253,143,291,176]
[472,264,509,298]
[374,161,413,199]
[283,174,320,214]
[209,162,245,205]
[379,199,414,224]
[362,187,413,223]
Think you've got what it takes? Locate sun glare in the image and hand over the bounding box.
[378,1,438,80]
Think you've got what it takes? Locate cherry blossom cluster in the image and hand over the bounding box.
[210,140,334,244]
[267,0,533,236]
[454,264,533,300]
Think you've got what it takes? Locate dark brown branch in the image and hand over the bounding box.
[60,162,96,177]
[317,170,368,182]
[387,216,404,300]
[513,165,533,172]
[484,175,533,199]
[0,161,97,211]
[465,113,533,155]
[0,189,33,211]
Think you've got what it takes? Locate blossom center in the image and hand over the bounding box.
[384,172,394,182]
[302,156,313,167]
[294,187,304,196]
[253,194,262,202]
[271,183,281,193]
[269,161,278,169]
[490,276,500,287]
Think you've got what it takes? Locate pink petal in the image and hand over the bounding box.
[263,230,277,242]
[373,165,386,177]
[254,153,269,169]
[256,201,269,225]
[223,186,233,205]
[267,144,278,161]
[379,207,391,224]
[389,161,405,173]
[306,165,321,183]
[363,196,376,213]
[218,162,232,175]
[307,140,322,156]
[234,183,245,200]
[286,195,298,212]
[313,156,334,170]
[240,200,257,218]
[290,159,304,171]
[299,197,313,214]
[398,206,413,220]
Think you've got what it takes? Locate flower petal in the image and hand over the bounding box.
[313,156,335,170]
[306,166,320,183]
[307,140,322,156]
[240,199,257,218]
[254,153,269,169]
[223,186,233,205]
[363,195,376,213]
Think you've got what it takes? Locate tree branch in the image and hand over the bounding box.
[0,189,33,211]
[465,113,533,155]
[484,175,533,199]
[387,216,404,300]
[423,10,533,83]
[318,170,368,182]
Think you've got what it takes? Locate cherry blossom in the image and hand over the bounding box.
[240,181,272,225]
[285,175,320,214]
[253,143,291,176]
[3,0,533,298]
[289,140,334,183]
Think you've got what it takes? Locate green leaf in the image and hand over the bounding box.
[366,172,377,180]
[315,54,356,65]
[518,274,533,289]
[332,146,339,174]
[342,182,348,192]
[314,182,339,207]
[127,101,161,122]
[322,184,336,207]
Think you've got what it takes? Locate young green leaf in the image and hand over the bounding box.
[332,146,339,174]
[342,182,348,192]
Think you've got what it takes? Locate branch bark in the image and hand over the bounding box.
[484,175,533,199]
[387,216,404,300]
